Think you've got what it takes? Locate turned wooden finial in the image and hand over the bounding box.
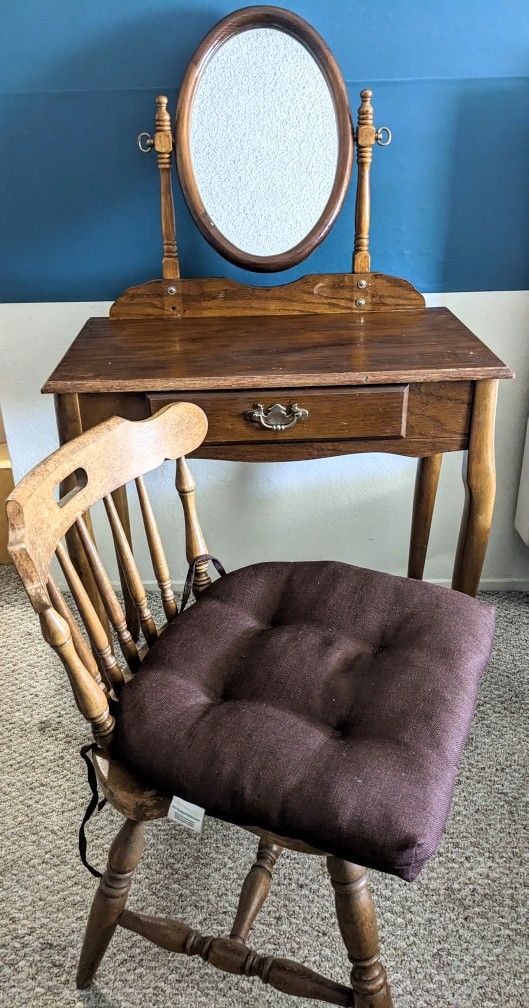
[154,95,180,281]
[155,96,171,143]
[358,88,373,124]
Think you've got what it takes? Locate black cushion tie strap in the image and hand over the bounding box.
[180,554,226,614]
[79,743,107,878]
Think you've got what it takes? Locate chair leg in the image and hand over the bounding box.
[229,838,282,944]
[77,818,145,989]
[327,857,393,1008]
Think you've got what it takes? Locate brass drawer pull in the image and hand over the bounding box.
[245,402,309,431]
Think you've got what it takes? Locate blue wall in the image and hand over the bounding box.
[1,0,528,301]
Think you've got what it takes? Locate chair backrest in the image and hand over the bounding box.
[6,403,208,749]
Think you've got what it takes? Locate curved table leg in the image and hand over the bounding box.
[452,380,498,597]
[407,453,443,580]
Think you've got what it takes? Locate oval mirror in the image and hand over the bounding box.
[175,7,353,272]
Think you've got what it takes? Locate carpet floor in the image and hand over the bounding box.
[1,565,527,1008]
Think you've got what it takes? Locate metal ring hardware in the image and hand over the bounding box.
[137,131,154,153]
[245,403,309,432]
[375,126,392,147]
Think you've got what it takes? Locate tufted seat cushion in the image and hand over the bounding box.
[115,561,495,881]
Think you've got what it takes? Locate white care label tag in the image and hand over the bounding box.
[167,795,205,833]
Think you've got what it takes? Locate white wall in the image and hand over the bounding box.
[1,291,528,589]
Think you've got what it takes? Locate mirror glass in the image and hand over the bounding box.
[188,27,340,259]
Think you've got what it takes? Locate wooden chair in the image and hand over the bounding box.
[7,403,496,1006]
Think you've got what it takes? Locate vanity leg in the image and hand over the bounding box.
[452,380,498,597]
[55,394,110,634]
[407,453,442,579]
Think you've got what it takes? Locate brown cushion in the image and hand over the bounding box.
[114,561,495,881]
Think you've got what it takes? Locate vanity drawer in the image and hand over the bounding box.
[147,385,409,443]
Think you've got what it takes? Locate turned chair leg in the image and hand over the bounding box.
[327,857,393,1008]
[77,818,145,989]
[229,838,282,944]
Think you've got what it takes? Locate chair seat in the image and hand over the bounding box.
[114,561,495,881]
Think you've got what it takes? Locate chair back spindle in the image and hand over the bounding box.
[75,514,142,673]
[39,604,116,748]
[135,475,178,620]
[176,457,211,594]
[55,541,126,693]
[47,573,105,689]
[103,493,158,645]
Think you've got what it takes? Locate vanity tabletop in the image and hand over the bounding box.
[42,307,513,394]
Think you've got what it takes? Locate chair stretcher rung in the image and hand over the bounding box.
[119,908,352,1005]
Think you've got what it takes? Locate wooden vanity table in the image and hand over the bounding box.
[42,6,512,625]
[44,271,512,602]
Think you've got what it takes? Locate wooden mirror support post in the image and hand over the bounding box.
[352,89,392,275]
[137,95,180,281]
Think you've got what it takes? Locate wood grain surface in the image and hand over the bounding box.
[109,272,425,319]
[43,309,512,394]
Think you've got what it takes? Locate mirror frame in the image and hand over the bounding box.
[175,6,354,272]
